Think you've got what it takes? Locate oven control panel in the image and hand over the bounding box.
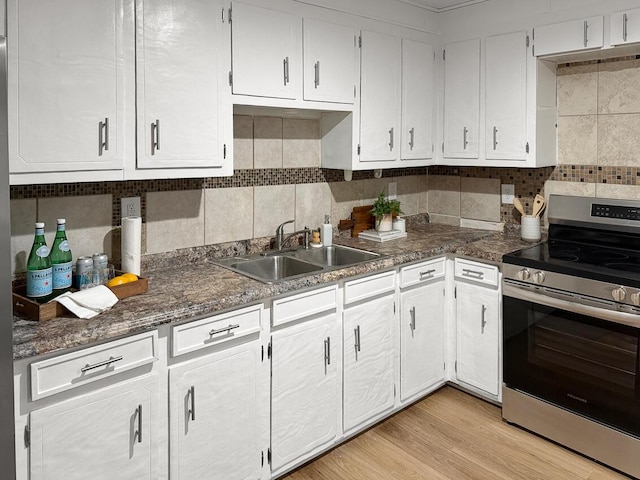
[592,203,640,221]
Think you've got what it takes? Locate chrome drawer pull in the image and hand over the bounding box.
[409,127,415,150]
[98,117,109,156]
[209,323,240,336]
[188,385,196,421]
[136,404,143,444]
[80,355,123,373]
[481,304,487,334]
[354,325,361,353]
[314,60,320,88]
[410,306,416,331]
[419,269,436,279]
[151,119,160,155]
[462,268,484,279]
[623,13,628,42]
[324,337,331,366]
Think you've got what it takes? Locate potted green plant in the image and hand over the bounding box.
[371,191,403,232]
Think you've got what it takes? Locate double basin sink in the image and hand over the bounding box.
[211,245,381,283]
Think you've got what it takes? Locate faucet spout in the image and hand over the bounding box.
[275,220,295,250]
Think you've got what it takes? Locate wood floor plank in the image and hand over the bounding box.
[280,387,629,480]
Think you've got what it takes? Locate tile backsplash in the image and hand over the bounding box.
[9,55,640,275]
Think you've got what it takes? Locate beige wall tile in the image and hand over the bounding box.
[330,180,364,224]
[595,183,640,200]
[417,175,428,214]
[556,64,598,116]
[543,180,595,226]
[283,118,321,168]
[394,176,419,216]
[295,183,332,231]
[460,177,501,222]
[146,190,204,254]
[598,59,640,114]
[233,115,254,170]
[205,187,253,244]
[363,178,388,205]
[428,175,460,216]
[254,116,283,169]
[557,115,597,165]
[10,199,37,275]
[254,185,295,238]
[39,194,113,261]
[598,113,640,166]
[428,214,460,226]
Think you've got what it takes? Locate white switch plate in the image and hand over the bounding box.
[121,196,141,219]
[388,181,397,200]
[501,184,515,204]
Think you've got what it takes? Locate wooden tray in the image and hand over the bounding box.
[12,274,149,322]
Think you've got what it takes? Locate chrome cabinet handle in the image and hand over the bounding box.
[623,13,628,42]
[583,20,588,47]
[136,404,143,444]
[209,323,240,337]
[462,268,484,279]
[409,127,415,150]
[419,269,436,280]
[388,128,394,151]
[324,337,331,366]
[314,61,320,88]
[493,126,498,150]
[80,355,123,373]
[354,325,361,353]
[481,304,487,334]
[98,117,109,156]
[463,126,469,149]
[188,385,196,421]
[409,306,416,331]
[151,119,160,155]
[283,57,290,85]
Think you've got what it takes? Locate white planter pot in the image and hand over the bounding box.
[375,214,393,232]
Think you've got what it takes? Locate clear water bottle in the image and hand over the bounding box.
[26,222,53,303]
[50,218,73,295]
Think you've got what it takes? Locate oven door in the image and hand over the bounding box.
[503,282,640,437]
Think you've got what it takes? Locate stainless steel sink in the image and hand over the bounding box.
[211,245,380,283]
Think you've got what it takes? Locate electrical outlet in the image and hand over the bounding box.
[501,184,515,204]
[388,181,397,200]
[121,197,141,219]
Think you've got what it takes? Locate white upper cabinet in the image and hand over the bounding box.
[485,31,527,161]
[359,30,402,164]
[303,18,358,104]
[231,2,302,100]
[401,39,434,162]
[533,16,604,57]
[611,8,640,46]
[443,38,480,159]
[135,0,231,172]
[8,0,125,176]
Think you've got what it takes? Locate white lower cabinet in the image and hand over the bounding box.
[342,271,396,433]
[399,259,446,402]
[454,259,501,398]
[168,304,268,480]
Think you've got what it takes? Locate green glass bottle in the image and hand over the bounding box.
[26,222,53,303]
[50,218,73,295]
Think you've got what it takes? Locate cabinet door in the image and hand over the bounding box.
[533,16,603,56]
[169,340,265,480]
[343,295,395,432]
[401,39,434,161]
[271,314,338,472]
[29,375,157,480]
[443,39,480,159]
[359,30,402,163]
[231,2,301,99]
[456,282,500,396]
[400,281,445,401]
[8,0,124,173]
[611,8,640,46]
[136,0,228,169]
[303,18,358,104]
[485,31,527,161]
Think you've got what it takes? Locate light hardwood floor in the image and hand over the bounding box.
[281,386,630,480]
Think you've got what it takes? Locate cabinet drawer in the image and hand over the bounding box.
[454,258,499,287]
[400,257,445,288]
[272,284,337,327]
[172,304,262,357]
[30,330,158,401]
[344,270,395,305]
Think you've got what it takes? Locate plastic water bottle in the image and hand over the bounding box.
[50,219,73,295]
[26,222,53,303]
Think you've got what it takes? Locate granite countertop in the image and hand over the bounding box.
[12,223,532,361]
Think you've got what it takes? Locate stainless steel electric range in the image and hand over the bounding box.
[502,194,640,479]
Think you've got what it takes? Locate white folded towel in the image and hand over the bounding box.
[54,285,119,319]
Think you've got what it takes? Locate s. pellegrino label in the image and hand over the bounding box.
[26,223,53,301]
[26,267,52,298]
[52,261,73,289]
[51,219,73,292]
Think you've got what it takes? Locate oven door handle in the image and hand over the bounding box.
[503,283,640,328]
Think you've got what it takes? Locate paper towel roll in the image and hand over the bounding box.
[121,216,142,275]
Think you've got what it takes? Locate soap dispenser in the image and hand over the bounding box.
[321,215,332,247]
